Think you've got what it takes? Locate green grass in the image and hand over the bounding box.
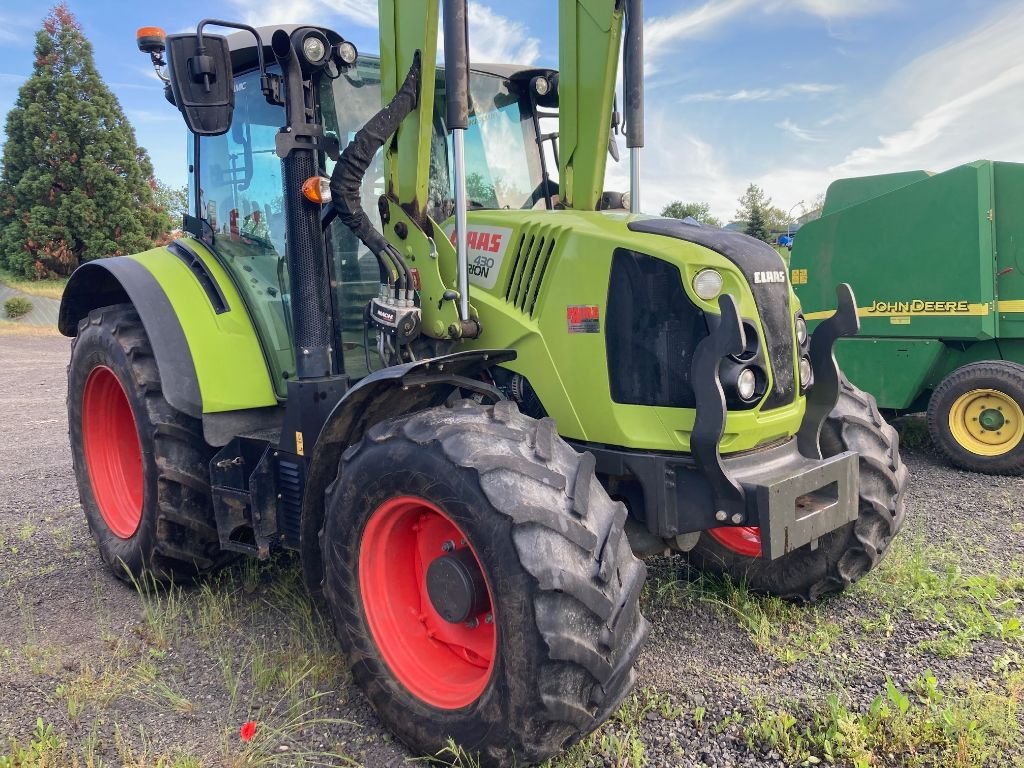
[742,669,1024,768]
[854,534,1024,658]
[0,267,67,299]
[3,297,33,320]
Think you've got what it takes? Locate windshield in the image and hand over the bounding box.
[457,73,545,210]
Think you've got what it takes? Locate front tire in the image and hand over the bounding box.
[688,375,908,602]
[927,361,1024,475]
[68,304,224,582]
[321,399,649,766]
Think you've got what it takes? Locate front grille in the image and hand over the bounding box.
[605,250,709,408]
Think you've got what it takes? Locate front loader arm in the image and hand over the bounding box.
[558,0,624,211]
[370,0,626,340]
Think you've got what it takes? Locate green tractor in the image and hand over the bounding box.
[59,1,907,763]
[792,160,1024,475]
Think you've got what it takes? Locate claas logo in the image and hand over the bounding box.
[449,230,504,253]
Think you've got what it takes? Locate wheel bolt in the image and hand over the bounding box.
[465,617,479,629]
[441,539,456,552]
[715,510,728,522]
[484,613,493,624]
[730,513,744,524]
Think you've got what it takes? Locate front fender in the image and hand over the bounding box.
[299,349,516,594]
[59,241,278,417]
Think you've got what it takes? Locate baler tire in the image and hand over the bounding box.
[927,361,1024,475]
[320,399,649,766]
[68,304,227,583]
[688,374,908,602]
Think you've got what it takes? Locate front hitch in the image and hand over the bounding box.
[797,283,860,459]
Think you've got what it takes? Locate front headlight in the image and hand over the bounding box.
[799,356,813,389]
[795,315,807,346]
[693,269,723,301]
[737,367,757,401]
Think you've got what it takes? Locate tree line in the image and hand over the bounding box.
[660,184,819,243]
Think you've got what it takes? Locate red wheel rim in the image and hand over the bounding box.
[708,526,763,557]
[359,496,496,709]
[82,366,144,539]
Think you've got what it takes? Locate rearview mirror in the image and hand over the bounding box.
[165,33,234,136]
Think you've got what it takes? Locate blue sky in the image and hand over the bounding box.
[2,1,1023,222]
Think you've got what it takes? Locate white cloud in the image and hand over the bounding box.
[635,1,1024,220]
[681,83,837,103]
[831,4,1024,177]
[227,0,378,28]
[777,118,823,143]
[647,0,892,57]
[223,0,538,64]
[464,4,540,65]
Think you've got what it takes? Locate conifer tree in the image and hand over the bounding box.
[0,4,170,277]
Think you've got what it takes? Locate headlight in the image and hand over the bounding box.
[795,315,807,346]
[693,269,723,301]
[336,41,358,65]
[799,356,812,389]
[302,34,328,64]
[737,367,757,401]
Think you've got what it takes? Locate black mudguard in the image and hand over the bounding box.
[58,259,202,418]
[299,349,516,594]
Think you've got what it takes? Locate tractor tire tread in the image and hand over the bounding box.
[323,399,649,765]
[68,304,226,583]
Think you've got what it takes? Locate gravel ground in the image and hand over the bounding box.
[1,329,1022,767]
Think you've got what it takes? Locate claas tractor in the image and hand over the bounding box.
[59,1,907,763]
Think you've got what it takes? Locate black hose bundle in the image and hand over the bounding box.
[329,52,421,293]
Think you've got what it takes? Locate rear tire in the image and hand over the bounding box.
[688,375,908,601]
[68,304,225,582]
[927,361,1024,475]
[321,399,649,766]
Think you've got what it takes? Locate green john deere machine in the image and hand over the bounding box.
[792,160,1024,475]
[58,1,906,763]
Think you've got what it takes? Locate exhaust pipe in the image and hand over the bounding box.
[443,0,472,324]
[623,0,644,213]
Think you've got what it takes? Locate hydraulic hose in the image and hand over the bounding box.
[328,52,421,297]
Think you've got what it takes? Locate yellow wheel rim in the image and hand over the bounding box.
[948,388,1024,456]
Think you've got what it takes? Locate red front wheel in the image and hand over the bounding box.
[321,400,649,766]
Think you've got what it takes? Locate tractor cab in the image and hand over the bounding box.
[187,27,555,384]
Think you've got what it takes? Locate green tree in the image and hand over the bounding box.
[659,200,723,228]
[153,181,189,229]
[0,4,170,278]
[735,183,789,243]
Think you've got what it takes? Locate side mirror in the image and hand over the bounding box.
[165,33,234,136]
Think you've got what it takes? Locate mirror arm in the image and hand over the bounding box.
[195,20,274,100]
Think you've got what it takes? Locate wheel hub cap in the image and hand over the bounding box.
[948,388,1024,456]
[358,496,496,709]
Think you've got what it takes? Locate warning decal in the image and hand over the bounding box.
[567,305,601,334]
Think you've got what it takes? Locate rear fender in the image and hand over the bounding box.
[59,241,278,418]
[299,349,516,594]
